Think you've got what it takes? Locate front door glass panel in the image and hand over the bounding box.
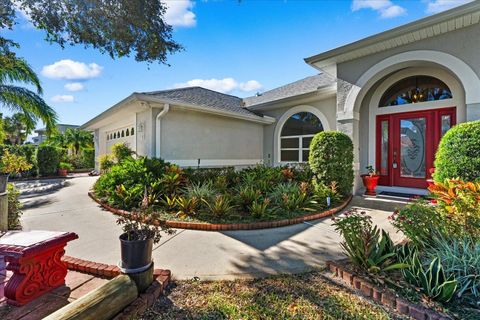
[400,118,426,179]
[441,115,452,137]
[380,120,389,175]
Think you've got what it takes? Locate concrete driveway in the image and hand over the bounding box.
[20,176,403,280]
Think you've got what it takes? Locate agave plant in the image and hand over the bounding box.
[400,249,457,303]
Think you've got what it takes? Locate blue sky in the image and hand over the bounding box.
[5,0,472,128]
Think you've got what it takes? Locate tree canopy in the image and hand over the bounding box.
[1,0,183,64]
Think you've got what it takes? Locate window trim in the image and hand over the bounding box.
[274,105,330,165]
[279,134,315,164]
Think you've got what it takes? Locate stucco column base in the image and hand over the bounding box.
[467,103,480,122]
[337,117,363,195]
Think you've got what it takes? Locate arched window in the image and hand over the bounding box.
[121,130,125,137]
[126,129,130,136]
[131,127,134,135]
[280,112,324,163]
[117,131,120,138]
[113,133,116,139]
[380,76,452,107]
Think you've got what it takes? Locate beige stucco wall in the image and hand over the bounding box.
[96,113,136,162]
[257,96,337,166]
[159,107,264,167]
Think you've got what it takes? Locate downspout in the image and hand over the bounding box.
[155,103,170,158]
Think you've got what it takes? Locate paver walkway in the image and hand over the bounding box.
[20,176,405,280]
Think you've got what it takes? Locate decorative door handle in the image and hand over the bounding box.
[393,151,398,169]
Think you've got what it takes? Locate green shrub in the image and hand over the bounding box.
[309,131,353,196]
[184,167,236,186]
[425,234,480,298]
[7,144,38,177]
[37,145,60,176]
[111,142,135,163]
[202,194,236,218]
[94,157,169,209]
[7,183,22,229]
[434,120,480,182]
[99,154,115,172]
[80,148,95,168]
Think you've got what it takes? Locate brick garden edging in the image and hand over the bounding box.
[88,191,353,231]
[326,260,451,320]
[62,255,171,319]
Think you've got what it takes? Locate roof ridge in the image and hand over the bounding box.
[141,86,242,100]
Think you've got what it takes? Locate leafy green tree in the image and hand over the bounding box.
[0,54,57,134]
[1,0,182,64]
[65,128,93,155]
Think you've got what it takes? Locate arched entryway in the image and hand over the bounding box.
[359,66,464,189]
[274,105,330,165]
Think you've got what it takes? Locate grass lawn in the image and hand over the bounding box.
[139,271,405,320]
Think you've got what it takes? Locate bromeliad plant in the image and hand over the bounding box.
[333,209,408,274]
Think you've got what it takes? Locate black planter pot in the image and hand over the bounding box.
[0,174,9,194]
[119,232,153,271]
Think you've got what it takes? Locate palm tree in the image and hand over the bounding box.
[0,53,57,135]
[65,128,93,155]
[3,113,35,145]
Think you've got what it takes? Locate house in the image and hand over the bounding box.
[32,124,80,145]
[82,1,480,194]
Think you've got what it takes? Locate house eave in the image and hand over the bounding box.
[246,84,337,111]
[135,94,276,125]
[80,94,139,130]
[304,1,480,67]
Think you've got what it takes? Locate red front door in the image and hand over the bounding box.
[376,107,456,189]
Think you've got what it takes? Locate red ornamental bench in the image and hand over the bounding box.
[0,230,78,306]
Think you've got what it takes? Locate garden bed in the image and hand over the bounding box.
[89,191,352,231]
[326,260,456,320]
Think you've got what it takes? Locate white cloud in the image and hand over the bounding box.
[174,78,263,93]
[164,0,196,28]
[51,95,75,103]
[239,80,263,92]
[64,82,84,92]
[352,0,406,18]
[42,59,103,80]
[426,0,473,14]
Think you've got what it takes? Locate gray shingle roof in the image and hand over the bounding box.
[243,73,336,107]
[141,87,259,117]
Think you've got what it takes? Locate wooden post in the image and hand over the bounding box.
[43,275,138,320]
[0,192,8,232]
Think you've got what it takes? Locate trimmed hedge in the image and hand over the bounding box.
[309,131,354,195]
[37,145,60,176]
[434,120,480,182]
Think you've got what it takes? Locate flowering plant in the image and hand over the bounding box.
[389,198,442,246]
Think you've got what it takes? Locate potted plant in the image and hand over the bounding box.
[0,150,32,193]
[116,201,174,272]
[58,162,73,177]
[361,165,380,196]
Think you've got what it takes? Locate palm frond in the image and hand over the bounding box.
[0,85,58,134]
[0,54,43,94]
